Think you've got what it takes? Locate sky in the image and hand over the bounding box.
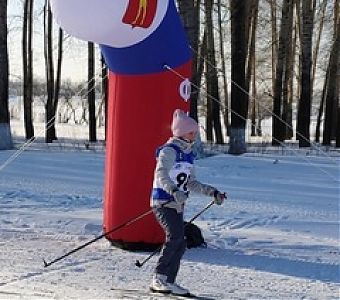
[7,0,103,83]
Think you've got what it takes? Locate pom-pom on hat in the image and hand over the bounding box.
[171,109,198,137]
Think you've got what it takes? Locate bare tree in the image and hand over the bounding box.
[250,53,257,137]
[315,61,328,143]
[245,0,259,137]
[44,0,54,142]
[282,0,295,140]
[177,0,201,121]
[44,1,63,143]
[337,105,340,148]
[204,0,223,144]
[270,0,278,95]
[245,0,259,94]
[229,0,247,154]
[311,0,328,88]
[101,55,108,141]
[0,0,13,149]
[296,0,315,147]
[23,0,34,139]
[88,42,96,142]
[58,80,78,124]
[53,28,63,127]
[272,0,294,145]
[217,0,230,137]
[296,0,314,147]
[323,0,340,146]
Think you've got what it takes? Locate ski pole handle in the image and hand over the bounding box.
[213,191,227,205]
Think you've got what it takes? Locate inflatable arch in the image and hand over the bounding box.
[50,0,192,249]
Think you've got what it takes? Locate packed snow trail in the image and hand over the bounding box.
[0,150,338,299]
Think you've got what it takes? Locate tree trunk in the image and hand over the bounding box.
[23,0,34,140]
[245,0,259,95]
[217,0,230,137]
[286,20,298,140]
[251,57,257,137]
[314,1,329,143]
[311,0,327,88]
[51,28,64,140]
[282,0,295,140]
[44,1,55,143]
[323,4,340,145]
[272,0,293,145]
[297,0,314,147]
[0,0,9,124]
[0,0,12,149]
[196,30,207,108]
[204,0,223,144]
[229,0,247,154]
[177,0,201,121]
[315,62,328,143]
[88,42,97,142]
[245,0,259,137]
[204,24,213,142]
[295,0,302,103]
[270,0,278,96]
[101,56,108,141]
[336,106,340,148]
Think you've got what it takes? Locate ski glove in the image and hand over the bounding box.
[213,190,226,205]
[172,190,188,205]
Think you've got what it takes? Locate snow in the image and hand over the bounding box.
[0,147,339,299]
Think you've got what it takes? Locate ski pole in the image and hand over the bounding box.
[43,207,156,268]
[135,199,216,268]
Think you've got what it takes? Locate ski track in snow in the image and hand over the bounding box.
[0,150,339,299]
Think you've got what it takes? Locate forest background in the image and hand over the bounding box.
[0,0,339,154]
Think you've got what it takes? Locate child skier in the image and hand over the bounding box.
[150,109,225,296]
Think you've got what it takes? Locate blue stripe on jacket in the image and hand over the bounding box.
[152,188,175,201]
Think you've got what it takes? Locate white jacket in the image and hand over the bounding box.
[150,137,217,212]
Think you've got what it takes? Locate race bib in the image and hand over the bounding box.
[169,162,193,192]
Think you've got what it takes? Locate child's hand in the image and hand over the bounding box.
[213,190,226,205]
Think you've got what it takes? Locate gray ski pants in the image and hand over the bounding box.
[153,206,186,283]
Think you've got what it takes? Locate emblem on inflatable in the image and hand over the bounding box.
[123,0,158,28]
[179,79,191,102]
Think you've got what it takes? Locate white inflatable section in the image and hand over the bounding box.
[50,0,169,48]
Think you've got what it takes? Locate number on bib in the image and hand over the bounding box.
[176,172,188,191]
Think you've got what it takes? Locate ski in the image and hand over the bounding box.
[110,287,217,300]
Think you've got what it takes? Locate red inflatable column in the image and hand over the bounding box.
[103,62,191,249]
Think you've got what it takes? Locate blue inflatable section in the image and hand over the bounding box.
[100,0,191,75]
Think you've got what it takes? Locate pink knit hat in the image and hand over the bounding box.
[171,109,199,137]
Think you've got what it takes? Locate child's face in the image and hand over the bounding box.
[182,131,197,142]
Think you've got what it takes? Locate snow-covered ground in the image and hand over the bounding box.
[0,146,339,299]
